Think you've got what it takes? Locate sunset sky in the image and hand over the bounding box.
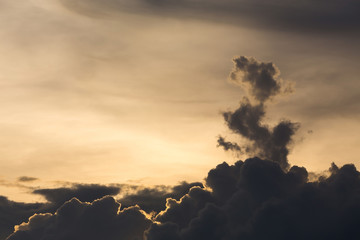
[1,1,360,239]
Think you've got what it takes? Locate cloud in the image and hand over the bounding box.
[0,182,202,239]
[17,177,38,182]
[217,136,242,153]
[0,197,45,240]
[219,56,299,169]
[7,196,152,240]
[119,181,203,213]
[5,158,360,240]
[0,184,122,240]
[222,101,299,169]
[146,158,360,240]
[60,0,360,33]
[32,184,121,206]
[229,56,284,103]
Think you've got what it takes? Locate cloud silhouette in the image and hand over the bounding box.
[0,182,202,240]
[5,159,360,240]
[146,158,360,240]
[0,184,122,240]
[230,56,283,103]
[217,136,242,153]
[222,101,299,169]
[119,181,203,213]
[219,56,299,169]
[33,184,121,206]
[0,197,44,240]
[8,196,152,240]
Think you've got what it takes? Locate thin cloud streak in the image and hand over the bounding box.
[60,0,360,33]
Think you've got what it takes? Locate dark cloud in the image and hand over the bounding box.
[0,197,44,240]
[0,184,122,240]
[119,181,203,213]
[33,184,121,206]
[217,136,242,153]
[0,182,201,239]
[155,186,215,229]
[17,177,38,182]
[5,159,360,240]
[145,158,360,240]
[230,56,284,103]
[219,56,299,169]
[7,196,152,240]
[60,0,360,33]
[220,98,299,169]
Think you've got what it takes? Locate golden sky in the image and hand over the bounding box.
[1,0,360,202]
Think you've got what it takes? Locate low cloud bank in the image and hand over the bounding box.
[6,158,360,240]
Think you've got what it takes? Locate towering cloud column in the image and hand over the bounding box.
[218,56,299,170]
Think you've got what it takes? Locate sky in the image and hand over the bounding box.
[1,0,360,239]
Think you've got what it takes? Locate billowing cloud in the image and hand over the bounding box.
[119,181,203,213]
[7,196,152,240]
[230,56,284,103]
[222,101,299,169]
[5,158,360,240]
[60,0,360,33]
[0,197,44,240]
[0,182,202,239]
[146,158,360,240]
[219,56,299,169]
[0,184,122,240]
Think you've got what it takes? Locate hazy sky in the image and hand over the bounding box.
[1,1,360,240]
[1,0,360,203]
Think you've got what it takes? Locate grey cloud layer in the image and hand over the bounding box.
[60,0,360,32]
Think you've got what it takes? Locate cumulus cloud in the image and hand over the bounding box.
[8,196,152,240]
[119,181,203,213]
[219,56,299,169]
[0,184,122,240]
[60,0,360,33]
[146,158,360,240]
[5,159,360,240]
[0,182,202,239]
[222,101,300,169]
[229,56,284,102]
[0,197,44,240]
